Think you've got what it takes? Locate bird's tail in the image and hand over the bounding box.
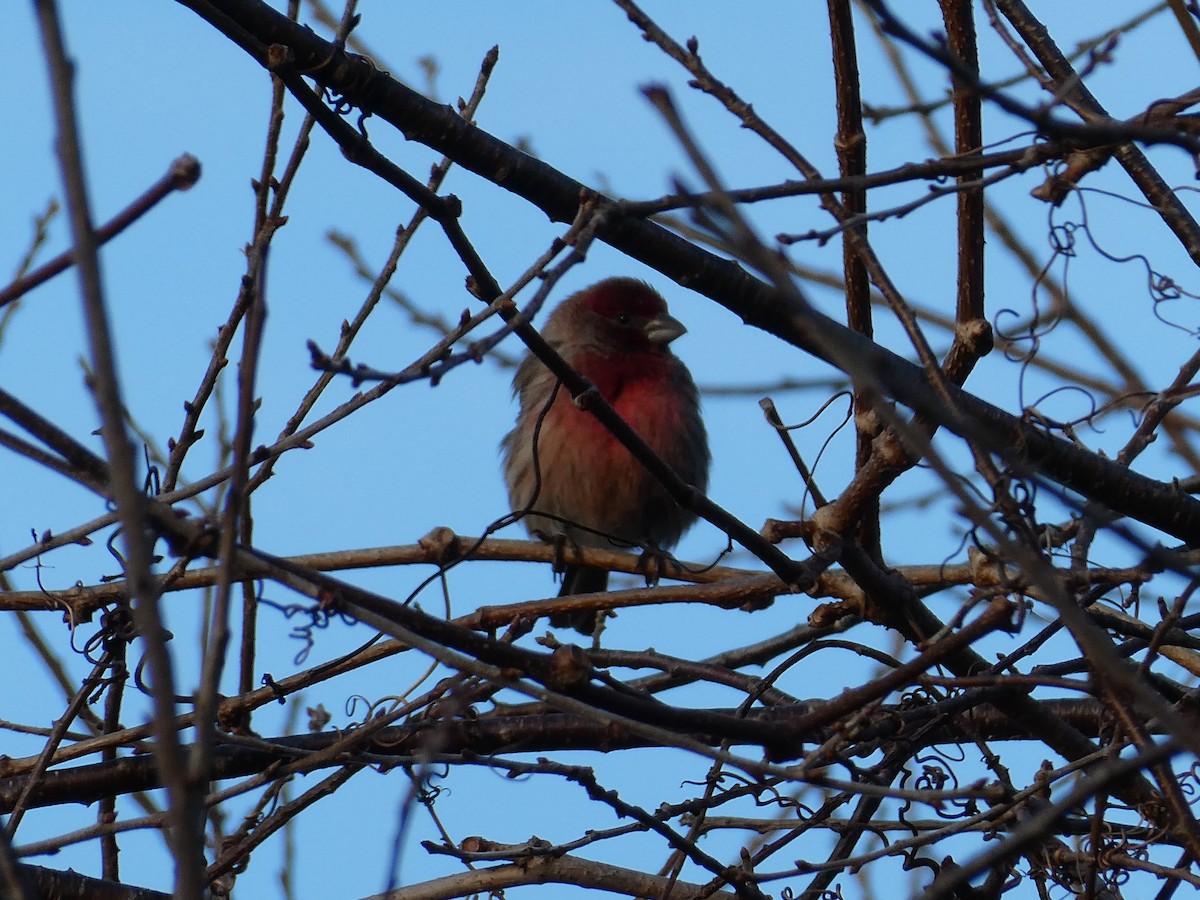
[550,565,609,633]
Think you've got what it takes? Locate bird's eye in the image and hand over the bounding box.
[616,313,631,325]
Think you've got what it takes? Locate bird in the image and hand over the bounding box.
[501,277,710,633]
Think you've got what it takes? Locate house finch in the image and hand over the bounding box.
[501,277,710,632]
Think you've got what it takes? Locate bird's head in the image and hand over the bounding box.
[558,277,687,355]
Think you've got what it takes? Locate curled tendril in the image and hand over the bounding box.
[321,86,354,117]
[1024,385,1104,436]
[259,594,357,665]
[1151,272,1182,302]
[1048,221,1078,256]
[1107,865,1133,887]
[344,693,372,720]
[81,625,112,666]
[1177,763,1200,799]
[142,443,160,496]
[913,762,949,794]
[897,686,939,711]
[993,306,1046,362]
[1059,187,1200,333]
[407,762,450,805]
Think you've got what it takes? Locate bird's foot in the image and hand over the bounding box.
[635,547,671,588]
[532,530,573,578]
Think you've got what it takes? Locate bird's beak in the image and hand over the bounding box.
[644,313,687,346]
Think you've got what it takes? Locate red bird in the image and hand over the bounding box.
[501,277,710,632]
